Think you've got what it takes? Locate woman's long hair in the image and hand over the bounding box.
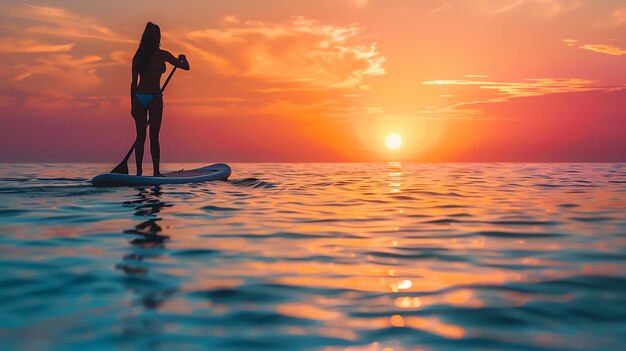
[135,22,161,72]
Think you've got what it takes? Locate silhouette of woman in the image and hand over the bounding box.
[131,22,190,177]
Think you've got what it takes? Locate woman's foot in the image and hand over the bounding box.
[136,171,143,176]
[153,172,165,177]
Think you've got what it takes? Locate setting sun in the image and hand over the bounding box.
[385,134,402,150]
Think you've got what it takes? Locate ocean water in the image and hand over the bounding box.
[1,163,625,351]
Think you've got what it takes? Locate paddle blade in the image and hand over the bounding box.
[110,161,129,174]
[111,142,136,174]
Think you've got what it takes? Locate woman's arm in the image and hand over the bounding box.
[161,50,190,70]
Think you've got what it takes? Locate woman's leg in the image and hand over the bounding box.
[148,97,164,176]
[132,99,148,176]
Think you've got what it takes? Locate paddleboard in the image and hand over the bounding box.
[91,163,231,187]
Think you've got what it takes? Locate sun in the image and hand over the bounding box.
[385,134,403,150]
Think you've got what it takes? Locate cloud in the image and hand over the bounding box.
[579,44,626,56]
[0,13,118,108]
[434,0,582,18]
[109,50,132,65]
[563,38,626,56]
[563,39,577,47]
[563,39,626,56]
[416,105,483,120]
[12,54,104,88]
[424,77,623,98]
[0,4,135,111]
[0,38,74,53]
[13,5,133,43]
[420,77,626,119]
[170,16,385,91]
[0,4,386,120]
[156,16,387,119]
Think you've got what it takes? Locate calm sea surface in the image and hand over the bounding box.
[1,163,625,351]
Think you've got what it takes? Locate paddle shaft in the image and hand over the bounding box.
[161,66,177,93]
[118,66,178,166]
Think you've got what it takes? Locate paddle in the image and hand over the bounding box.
[110,66,178,174]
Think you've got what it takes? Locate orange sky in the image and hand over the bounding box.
[1,0,625,162]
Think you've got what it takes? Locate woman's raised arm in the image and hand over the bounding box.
[161,50,190,70]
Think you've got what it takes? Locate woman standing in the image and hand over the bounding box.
[131,22,190,176]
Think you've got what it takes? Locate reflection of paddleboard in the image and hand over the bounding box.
[91,163,231,187]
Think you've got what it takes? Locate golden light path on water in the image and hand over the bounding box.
[0,163,626,350]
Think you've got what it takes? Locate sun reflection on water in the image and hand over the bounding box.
[387,161,403,193]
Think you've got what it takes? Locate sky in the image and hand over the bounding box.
[1,0,625,162]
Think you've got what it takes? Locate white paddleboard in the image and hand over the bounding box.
[91,163,231,187]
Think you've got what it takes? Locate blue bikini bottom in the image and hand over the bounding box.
[135,92,162,108]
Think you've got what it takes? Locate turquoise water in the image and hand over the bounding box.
[1,163,625,350]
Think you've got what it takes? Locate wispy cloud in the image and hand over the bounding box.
[563,39,577,47]
[0,4,133,93]
[436,0,582,18]
[0,4,141,114]
[14,5,133,43]
[424,77,623,99]
[170,16,385,91]
[563,38,626,56]
[155,15,388,119]
[416,105,483,120]
[0,4,386,120]
[12,54,104,88]
[0,38,74,53]
[420,77,626,119]
[579,44,626,56]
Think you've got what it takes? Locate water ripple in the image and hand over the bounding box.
[0,163,625,351]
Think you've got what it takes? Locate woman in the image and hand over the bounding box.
[131,22,190,177]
